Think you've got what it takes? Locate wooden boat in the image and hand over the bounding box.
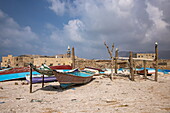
[0,64,72,75]
[30,63,54,76]
[26,74,56,84]
[53,70,93,88]
[0,64,72,82]
[0,67,13,72]
[137,69,155,76]
[29,63,73,76]
[0,71,39,82]
[0,67,30,75]
[83,67,104,74]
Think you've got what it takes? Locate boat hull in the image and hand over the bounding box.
[0,65,72,75]
[137,69,155,76]
[53,71,93,88]
[26,74,56,84]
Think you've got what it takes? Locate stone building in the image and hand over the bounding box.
[135,53,155,59]
[1,47,73,67]
[1,55,35,67]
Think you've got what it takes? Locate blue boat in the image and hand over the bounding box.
[0,71,39,82]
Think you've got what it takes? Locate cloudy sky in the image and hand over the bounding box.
[0,0,170,60]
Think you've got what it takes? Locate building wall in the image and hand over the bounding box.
[135,53,155,59]
[1,54,170,70]
[1,55,34,67]
[75,59,170,70]
[1,55,14,67]
[1,55,72,67]
[33,57,72,66]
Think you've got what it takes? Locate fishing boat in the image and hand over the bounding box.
[0,67,30,75]
[83,67,104,74]
[0,64,72,82]
[136,68,155,76]
[53,70,93,88]
[30,63,54,76]
[29,63,74,75]
[0,71,40,82]
[0,64,72,75]
[26,74,56,84]
[0,67,13,72]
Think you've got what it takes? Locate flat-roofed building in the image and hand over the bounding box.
[135,53,155,59]
[1,47,73,67]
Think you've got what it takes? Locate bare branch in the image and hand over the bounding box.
[104,42,113,58]
[111,43,114,53]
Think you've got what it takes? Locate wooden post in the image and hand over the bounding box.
[143,60,147,79]
[111,57,114,80]
[42,75,44,88]
[72,47,75,69]
[30,66,32,93]
[133,60,136,74]
[115,48,118,74]
[129,51,134,81]
[155,42,158,81]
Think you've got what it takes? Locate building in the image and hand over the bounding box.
[135,53,155,59]
[1,47,73,67]
[1,55,34,67]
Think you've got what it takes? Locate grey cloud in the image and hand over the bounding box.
[1,0,170,60]
[47,0,170,59]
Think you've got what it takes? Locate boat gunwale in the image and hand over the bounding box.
[53,70,94,78]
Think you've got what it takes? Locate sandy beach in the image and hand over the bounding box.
[0,74,170,113]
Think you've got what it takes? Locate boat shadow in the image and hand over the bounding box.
[37,78,96,92]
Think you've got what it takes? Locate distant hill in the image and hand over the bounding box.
[119,50,170,59]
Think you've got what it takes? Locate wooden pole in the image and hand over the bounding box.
[72,47,75,69]
[30,66,32,93]
[143,60,147,79]
[111,57,114,80]
[155,42,158,81]
[115,48,118,74]
[42,75,44,88]
[133,60,136,74]
[129,51,134,81]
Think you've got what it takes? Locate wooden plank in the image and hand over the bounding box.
[155,42,158,81]
[72,47,75,69]
[115,48,118,74]
[42,74,44,88]
[143,60,147,79]
[30,67,32,93]
[129,52,134,81]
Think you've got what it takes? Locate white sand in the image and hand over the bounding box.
[0,74,170,113]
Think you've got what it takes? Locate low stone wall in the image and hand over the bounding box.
[75,59,170,70]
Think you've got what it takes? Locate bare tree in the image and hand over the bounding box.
[104,41,114,80]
